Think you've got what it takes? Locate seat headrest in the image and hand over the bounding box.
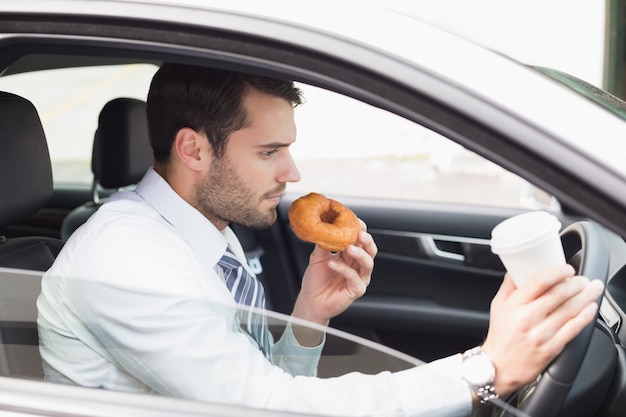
[91,98,152,189]
[0,92,53,229]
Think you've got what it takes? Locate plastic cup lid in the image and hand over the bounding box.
[490,211,561,255]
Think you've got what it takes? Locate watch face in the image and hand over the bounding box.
[462,353,495,386]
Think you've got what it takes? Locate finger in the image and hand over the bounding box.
[514,264,576,303]
[541,301,599,358]
[328,258,368,298]
[534,275,592,316]
[536,275,603,319]
[532,278,604,338]
[346,244,374,282]
[334,243,374,284]
[358,218,367,232]
[489,274,517,315]
[357,231,378,259]
[497,273,517,299]
[350,220,368,250]
[310,245,335,264]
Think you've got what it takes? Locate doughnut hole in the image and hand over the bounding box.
[321,208,339,224]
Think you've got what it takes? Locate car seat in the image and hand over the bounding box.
[0,92,63,270]
[60,97,152,240]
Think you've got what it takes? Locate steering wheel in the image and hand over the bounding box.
[515,221,609,416]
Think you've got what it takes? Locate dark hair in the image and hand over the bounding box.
[146,64,303,164]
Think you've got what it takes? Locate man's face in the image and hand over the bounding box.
[193,88,300,230]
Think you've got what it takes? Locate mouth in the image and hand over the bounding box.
[265,194,283,204]
[264,186,286,204]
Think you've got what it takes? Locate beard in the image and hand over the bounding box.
[192,156,284,230]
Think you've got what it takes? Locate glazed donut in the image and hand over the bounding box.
[288,192,361,252]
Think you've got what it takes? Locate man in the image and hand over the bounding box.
[37,63,604,416]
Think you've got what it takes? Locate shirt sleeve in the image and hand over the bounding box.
[271,320,324,376]
[222,226,324,377]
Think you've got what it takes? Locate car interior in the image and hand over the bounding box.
[0,91,63,270]
[60,96,152,240]
[0,91,61,380]
[0,44,625,416]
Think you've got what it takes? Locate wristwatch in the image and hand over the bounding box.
[461,346,498,404]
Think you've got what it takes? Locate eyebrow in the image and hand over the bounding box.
[257,142,292,149]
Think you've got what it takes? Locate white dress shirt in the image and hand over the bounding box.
[37,168,472,417]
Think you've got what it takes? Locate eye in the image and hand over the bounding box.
[261,149,279,158]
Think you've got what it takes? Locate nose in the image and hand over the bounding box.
[278,151,301,183]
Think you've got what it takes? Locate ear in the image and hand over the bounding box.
[173,127,211,172]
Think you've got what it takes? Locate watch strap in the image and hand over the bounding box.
[475,383,498,404]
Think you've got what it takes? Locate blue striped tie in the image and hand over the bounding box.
[218,249,270,357]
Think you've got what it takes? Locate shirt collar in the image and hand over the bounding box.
[135,168,227,270]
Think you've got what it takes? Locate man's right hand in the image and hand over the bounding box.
[481,265,605,396]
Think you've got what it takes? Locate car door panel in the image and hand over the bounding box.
[270,194,570,361]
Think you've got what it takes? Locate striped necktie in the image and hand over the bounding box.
[218,248,270,357]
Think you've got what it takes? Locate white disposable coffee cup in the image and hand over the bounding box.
[490,211,566,287]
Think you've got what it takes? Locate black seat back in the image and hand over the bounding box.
[60,97,152,240]
[0,92,63,270]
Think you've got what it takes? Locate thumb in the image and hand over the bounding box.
[493,273,517,304]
